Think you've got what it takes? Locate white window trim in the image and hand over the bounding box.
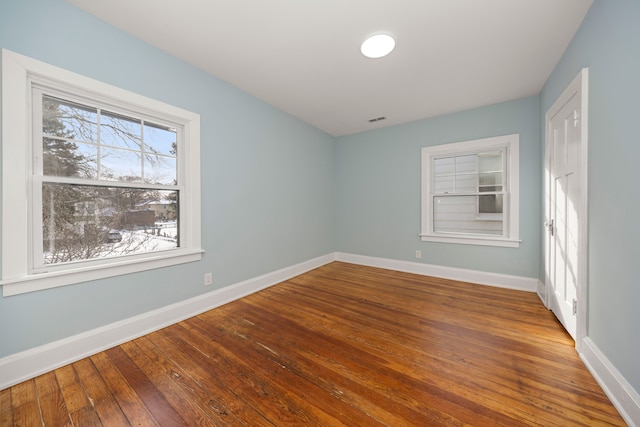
[1,49,202,296]
[420,134,520,248]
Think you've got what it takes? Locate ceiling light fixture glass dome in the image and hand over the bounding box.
[361,34,396,59]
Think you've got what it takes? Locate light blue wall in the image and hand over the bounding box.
[335,97,541,278]
[541,0,640,394]
[2,0,637,402]
[0,0,335,357]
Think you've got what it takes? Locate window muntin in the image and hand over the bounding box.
[421,134,519,247]
[1,49,202,296]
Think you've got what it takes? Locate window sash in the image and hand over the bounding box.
[33,181,180,271]
[432,194,506,236]
[430,148,508,237]
[35,88,181,186]
[31,88,184,272]
[420,134,519,247]
[432,149,506,196]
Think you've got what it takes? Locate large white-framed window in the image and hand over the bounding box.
[1,49,202,296]
[420,134,520,247]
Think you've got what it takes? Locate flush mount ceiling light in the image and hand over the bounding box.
[361,34,395,59]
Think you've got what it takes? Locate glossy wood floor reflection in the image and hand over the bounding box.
[1,262,625,426]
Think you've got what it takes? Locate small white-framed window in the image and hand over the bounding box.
[1,49,202,296]
[420,134,520,247]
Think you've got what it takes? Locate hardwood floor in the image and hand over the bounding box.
[1,262,625,426]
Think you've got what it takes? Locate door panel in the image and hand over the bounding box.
[548,93,580,339]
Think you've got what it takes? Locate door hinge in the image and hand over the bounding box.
[573,110,579,128]
[572,299,577,315]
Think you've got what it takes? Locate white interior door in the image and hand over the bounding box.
[545,69,588,343]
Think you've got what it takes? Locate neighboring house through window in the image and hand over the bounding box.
[421,134,520,247]
[1,49,202,296]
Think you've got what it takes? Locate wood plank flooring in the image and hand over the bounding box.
[0,262,625,426]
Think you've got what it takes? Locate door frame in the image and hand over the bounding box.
[544,68,589,351]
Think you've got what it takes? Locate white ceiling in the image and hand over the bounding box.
[66,0,592,137]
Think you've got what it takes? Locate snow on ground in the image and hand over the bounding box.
[44,221,179,264]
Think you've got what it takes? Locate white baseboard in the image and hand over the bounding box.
[335,252,538,292]
[0,253,335,391]
[580,338,640,427]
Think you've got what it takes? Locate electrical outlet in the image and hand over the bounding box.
[204,272,213,286]
[415,250,422,259]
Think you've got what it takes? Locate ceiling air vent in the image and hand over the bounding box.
[368,116,386,123]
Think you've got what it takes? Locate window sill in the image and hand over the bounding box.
[1,248,204,296]
[420,234,521,248]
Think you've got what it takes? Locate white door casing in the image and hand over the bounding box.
[544,69,588,348]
